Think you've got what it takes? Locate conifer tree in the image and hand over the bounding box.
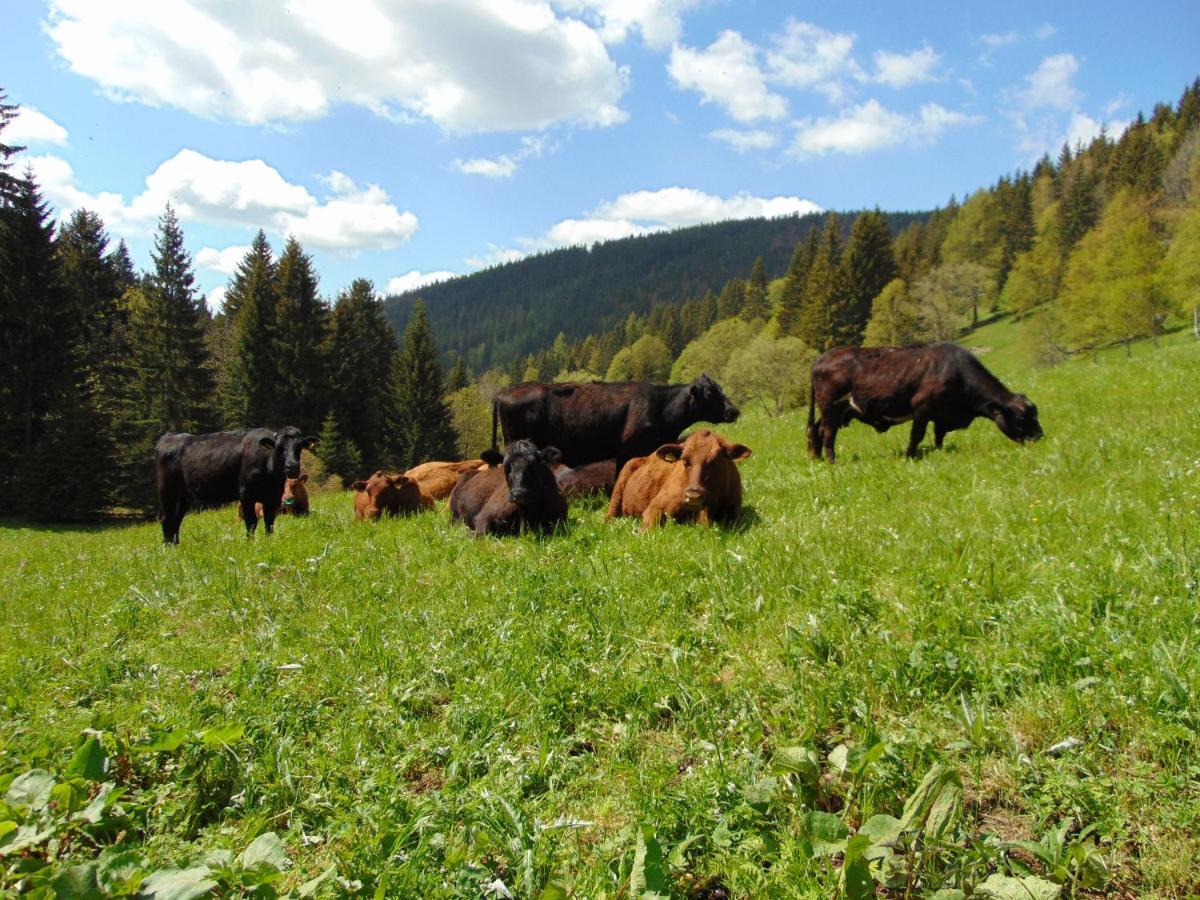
[138,204,214,432]
[316,411,363,488]
[836,209,897,345]
[223,231,280,425]
[273,235,329,432]
[1057,162,1098,255]
[445,357,470,393]
[327,278,396,469]
[387,298,457,467]
[741,256,770,321]
[796,213,845,351]
[716,277,746,320]
[0,88,24,202]
[776,230,818,337]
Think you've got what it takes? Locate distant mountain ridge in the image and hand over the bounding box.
[383,210,930,372]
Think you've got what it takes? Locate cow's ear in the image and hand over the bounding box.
[725,443,752,461]
[539,446,562,466]
[655,443,684,462]
[297,473,309,483]
[302,435,319,450]
[480,449,504,466]
[259,436,277,450]
[351,480,367,491]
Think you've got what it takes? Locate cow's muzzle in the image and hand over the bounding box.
[682,487,706,508]
[285,464,301,478]
[723,403,740,423]
[508,489,531,504]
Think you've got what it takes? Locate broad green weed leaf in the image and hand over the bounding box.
[974,873,1062,899]
[241,831,289,871]
[805,810,848,857]
[199,723,245,747]
[141,728,189,754]
[771,746,820,782]
[6,770,55,810]
[65,736,108,781]
[897,764,962,840]
[297,866,336,897]
[859,814,902,847]
[630,826,669,897]
[537,880,570,900]
[138,866,218,900]
[49,862,103,899]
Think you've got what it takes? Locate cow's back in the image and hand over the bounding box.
[496,381,642,464]
[449,466,502,527]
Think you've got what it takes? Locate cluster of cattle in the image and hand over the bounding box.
[154,342,1043,543]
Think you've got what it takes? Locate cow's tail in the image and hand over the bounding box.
[491,397,499,453]
[806,377,821,458]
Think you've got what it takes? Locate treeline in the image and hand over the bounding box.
[0,90,456,521]
[383,210,929,371]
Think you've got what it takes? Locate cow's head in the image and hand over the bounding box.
[259,427,319,478]
[690,373,740,424]
[352,470,419,520]
[989,394,1043,444]
[282,473,309,509]
[501,440,562,507]
[655,429,751,510]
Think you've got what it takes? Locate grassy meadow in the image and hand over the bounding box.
[2,326,1199,897]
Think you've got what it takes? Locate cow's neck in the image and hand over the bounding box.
[661,385,693,429]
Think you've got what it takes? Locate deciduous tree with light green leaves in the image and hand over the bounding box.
[669,318,758,384]
[1000,202,1064,319]
[1057,189,1168,351]
[722,330,815,416]
[864,278,922,346]
[606,334,672,382]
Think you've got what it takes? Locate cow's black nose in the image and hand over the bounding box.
[286,465,300,477]
[724,403,740,422]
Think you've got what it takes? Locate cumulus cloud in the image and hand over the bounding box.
[1019,54,1080,111]
[557,0,700,49]
[45,0,628,132]
[453,135,555,179]
[592,187,819,227]
[790,100,979,157]
[872,46,940,88]
[25,149,418,252]
[668,31,787,123]
[196,245,252,276]
[709,128,779,153]
[386,270,457,294]
[7,107,69,147]
[765,19,865,103]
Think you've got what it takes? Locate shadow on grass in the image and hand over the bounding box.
[0,513,153,534]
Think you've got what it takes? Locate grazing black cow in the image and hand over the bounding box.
[492,374,739,470]
[807,342,1043,463]
[155,426,318,543]
[449,441,567,537]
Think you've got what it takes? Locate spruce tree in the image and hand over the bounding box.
[223,231,279,425]
[796,214,845,351]
[388,299,457,467]
[835,209,897,346]
[0,88,24,202]
[140,204,214,432]
[741,256,770,321]
[775,231,818,338]
[327,278,396,469]
[716,277,746,320]
[445,357,470,393]
[273,236,330,433]
[316,410,363,488]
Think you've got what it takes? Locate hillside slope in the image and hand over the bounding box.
[384,210,928,371]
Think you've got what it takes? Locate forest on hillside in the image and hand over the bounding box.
[1,78,1198,522]
[382,210,928,371]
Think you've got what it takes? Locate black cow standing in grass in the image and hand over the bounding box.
[155,426,318,543]
[449,441,567,537]
[492,374,739,471]
[807,342,1043,463]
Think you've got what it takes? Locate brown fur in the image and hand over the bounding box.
[240,474,310,519]
[554,460,617,499]
[351,471,433,520]
[402,459,490,501]
[607,429,750,530]
[449,442,567,537]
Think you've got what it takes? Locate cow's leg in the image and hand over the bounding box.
[934,422,948,450]
[821,417,840,464]
[163,496,187,544]
[907,416,930,458]
[262,506,277,536]
[241,496,259,537]
[641,503,667,530]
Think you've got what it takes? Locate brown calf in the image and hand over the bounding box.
[403,459,490,501]
[352,471,433,520]
[241,474,311,519]
[607,429,751,529]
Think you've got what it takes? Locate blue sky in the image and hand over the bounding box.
[2,1,1197,310]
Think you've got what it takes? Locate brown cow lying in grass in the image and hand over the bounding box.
[352,471,432,520]
[608,429,750,529]
[554,459,617,500]
[403,459,489,501]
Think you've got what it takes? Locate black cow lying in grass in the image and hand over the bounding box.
[449,441,567,537]
[807,342,1043,463]
[155,426,317,543]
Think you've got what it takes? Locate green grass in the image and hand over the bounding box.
[3,338,1200,897]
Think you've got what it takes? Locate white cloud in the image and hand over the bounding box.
[790,99,979,157]
[453,135,555,178]
[545,217,655,246]
[206,285,229,312]
[872,46,940,88]
[979,31,1020,49]
[709,128,779,153]
[7,107,69,147]
[464,245,530,269]
[592,187,820,227]
[1019,54,1080,111]
[46,0,628,133]
[668,31,787,123]
[556,0,700,50]
[765,19,865,103]
[24,148,418,252]
[386,270,457,294]
[197,245,251,275]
